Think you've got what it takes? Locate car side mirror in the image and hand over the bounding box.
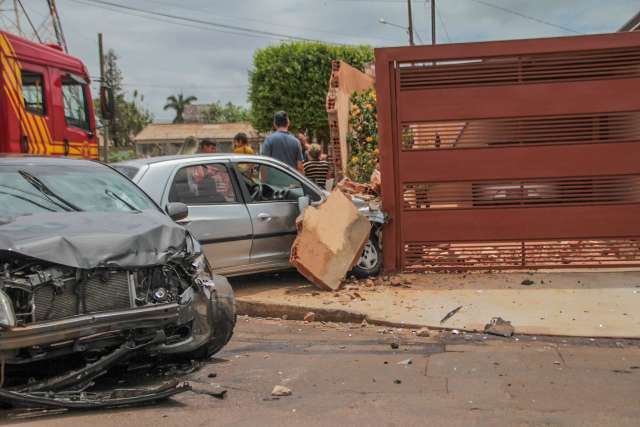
[166,202,188,221]
[100,86,114,120]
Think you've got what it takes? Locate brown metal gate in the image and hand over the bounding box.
[375,32,640,272]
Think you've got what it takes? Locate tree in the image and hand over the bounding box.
[205,101,251,123]
[95,49,153,147]
[249,42,373,143]
[164,93,198,123]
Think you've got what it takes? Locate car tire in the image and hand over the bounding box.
[351,233,382,278]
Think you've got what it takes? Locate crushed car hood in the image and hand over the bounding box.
[0,210,190,269]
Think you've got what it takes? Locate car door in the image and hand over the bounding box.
[51,69,96,158]
[233,161,309,266]
[166,161,253,272]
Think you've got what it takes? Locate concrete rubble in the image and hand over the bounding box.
[290,189,371,291]
[484,317,515,337]
[271,385,292,397]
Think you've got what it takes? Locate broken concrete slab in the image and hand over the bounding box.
[290,189,371,291]
[484,317,515,337]
[271,385,292,396]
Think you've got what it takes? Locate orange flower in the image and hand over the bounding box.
[365,136,373,143]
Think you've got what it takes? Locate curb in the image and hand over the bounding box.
[236,299,440,331]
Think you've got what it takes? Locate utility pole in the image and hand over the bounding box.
[98,33,109,163]
[407,0,414,46]
[431,0,436,45]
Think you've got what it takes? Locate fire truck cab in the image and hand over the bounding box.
[0,31,98,159]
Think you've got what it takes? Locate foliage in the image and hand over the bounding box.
[206,101,251,123]
[164,93,198,123]
[347,88,378,182]
[249,42,373,143]
[95,49,153,147]
[108,148,137,163]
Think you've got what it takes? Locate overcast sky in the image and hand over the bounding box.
[18,0,640,122]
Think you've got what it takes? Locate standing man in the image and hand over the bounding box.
[261,111,304,172]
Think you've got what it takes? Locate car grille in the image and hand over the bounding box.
[33,271,132,322]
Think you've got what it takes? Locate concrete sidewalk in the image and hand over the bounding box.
[231,270,640,338]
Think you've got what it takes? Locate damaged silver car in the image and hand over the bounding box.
[0,157,236,388]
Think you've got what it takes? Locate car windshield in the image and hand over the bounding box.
[0,163,157,217]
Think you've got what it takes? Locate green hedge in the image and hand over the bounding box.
[249,42,373,144]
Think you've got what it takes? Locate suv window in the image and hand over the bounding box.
[62,78,89,130]
[168,163,237,205]
[22,71,46,115]
[237,162,305,203]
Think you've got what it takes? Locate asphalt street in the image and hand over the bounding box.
[3,317,640,427]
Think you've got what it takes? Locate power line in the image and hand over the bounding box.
[333,0,582,35]
[67,0,295,42]
[139,0,401,44]
[70,0,344,44]
[16,0,43,42]
[467,0,582,35]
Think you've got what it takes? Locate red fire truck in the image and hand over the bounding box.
[0,31,102,159]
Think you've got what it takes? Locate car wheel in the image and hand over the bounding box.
[351,234,382,278]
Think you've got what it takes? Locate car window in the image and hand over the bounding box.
[62,78,90,130]
[168,163,238,205]
[237,162,304,203]
[0,164,157,217]
[22,71,46,115]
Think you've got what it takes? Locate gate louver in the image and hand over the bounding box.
[375,32,640,272]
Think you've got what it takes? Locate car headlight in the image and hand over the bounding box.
[0,289,16,329]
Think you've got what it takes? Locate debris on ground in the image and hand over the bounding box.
[393,379,402,384]
[389,276,403,287]
[271,385,293,396]
[336,177,378,201]
[290,189,372,291]
[390,342,400,350]
[304,312,316,322]
[397,358,413,366]
[0,380,190,411]
[484,317,515,337]
[190,383,228,400]
[521,279,535,286]
[440,305,463,324]
[416,327,431,337]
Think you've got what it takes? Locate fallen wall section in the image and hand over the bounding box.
[290,189,372,291]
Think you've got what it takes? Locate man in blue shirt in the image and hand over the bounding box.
[261,111,304,172]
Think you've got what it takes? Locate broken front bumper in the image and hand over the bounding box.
[0,303,181,354]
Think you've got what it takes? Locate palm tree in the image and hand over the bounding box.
[163,93,197,123]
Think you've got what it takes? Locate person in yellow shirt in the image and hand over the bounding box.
[233,132,254,154]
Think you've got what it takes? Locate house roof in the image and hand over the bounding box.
[134,122,261,144]
[620,10,640,32]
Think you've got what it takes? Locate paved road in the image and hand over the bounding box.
[3,317,640,426]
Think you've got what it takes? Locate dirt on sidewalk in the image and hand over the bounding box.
[232,270,640,338]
